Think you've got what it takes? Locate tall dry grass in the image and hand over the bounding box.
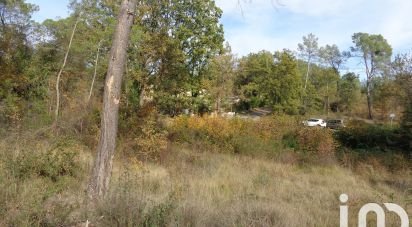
[94,146,411,226]
[0,115,411,226]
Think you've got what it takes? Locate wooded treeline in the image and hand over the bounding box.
[1,0,411,130]
[0,0,410,140]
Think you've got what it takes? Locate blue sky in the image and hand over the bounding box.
[28,0,412,76]
[28,0,70,22]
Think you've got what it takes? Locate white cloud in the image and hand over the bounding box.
[378,0,412,51]
[226,28,300,56]
[216,0,412,57]
[281,0,362,17]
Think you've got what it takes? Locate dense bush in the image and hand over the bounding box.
[169,115,302,156]
[335,120,408,153]
[281,127,336,165]
[119,104,169,161]
[170,115,244,152]
[135,112,168,161]
[4,141,80,181]
[334,120,411,172]
[295,127,336,155]
[0,136,86,226]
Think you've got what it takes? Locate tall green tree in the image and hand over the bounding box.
[270,50,301,114]
[318,44,349,73]
[235,50,301,113]
[313,67,339,115]
[391,53,412,150]
[203,43,235,113]
[126,0,224,115]
[0,0,38,123]
[297,33,318,95]
[318,44,349,114]
[351,32,392,119]
[338,72,361,112]
[235,51,274,109]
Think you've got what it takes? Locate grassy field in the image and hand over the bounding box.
[0,116,411,226]
[102,146,411,227]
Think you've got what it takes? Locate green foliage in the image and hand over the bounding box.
[296,60,337,113]
[0,0,44,126]
[0,134,86,226]
[351,32,392,118]
[371,77,403,118]
[338,72,361,111]
[351,33,393,71]
[235,50,302,113]
[392,53,412,150]
[335,121,408,154]
[142,197,176,227]
[318,44,349,72]
[202,43,235,112]
[297,33,319,60]
[4,141,79,181]
[124,0,224,116]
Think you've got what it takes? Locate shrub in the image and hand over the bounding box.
[334,120,411,172]
[0,135,85,226]
[119,104,169,161]
[280,127,337,165]
[170,115,242,152]
[295,127,336,155]
[4,141,79,181]
[169,115,299,156]
[0,94,23,125]
[335,120,407,153]
[135,112,168,161]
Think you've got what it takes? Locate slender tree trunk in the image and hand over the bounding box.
[139,84,146,107]
[303,57,311,92]
[217,96,221,112]
[302,57,311,109]
[88,0,137,199]
[336,80,340,113]
[87,40,102,103]
[48,76,52,115]
[326,82,329,116]
[366,79,373,119]
[364,56,373,120]
[54,16,80,125]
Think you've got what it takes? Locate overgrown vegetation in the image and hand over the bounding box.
[0,115,411,226]
[1,0,411,225]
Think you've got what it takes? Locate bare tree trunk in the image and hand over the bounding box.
[87,40,102,103]
[301,57,311,110]
[139,84,145,107]
[54,16,81,125]
[366,80,373,119]
[303,57,311,92]
[88,0,137,199]
[48,76,52,115]
[364,56,373,120]
[217,96,221,113]
[326,82,329,116]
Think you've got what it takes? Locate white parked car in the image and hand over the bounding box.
[303,118,327,127]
